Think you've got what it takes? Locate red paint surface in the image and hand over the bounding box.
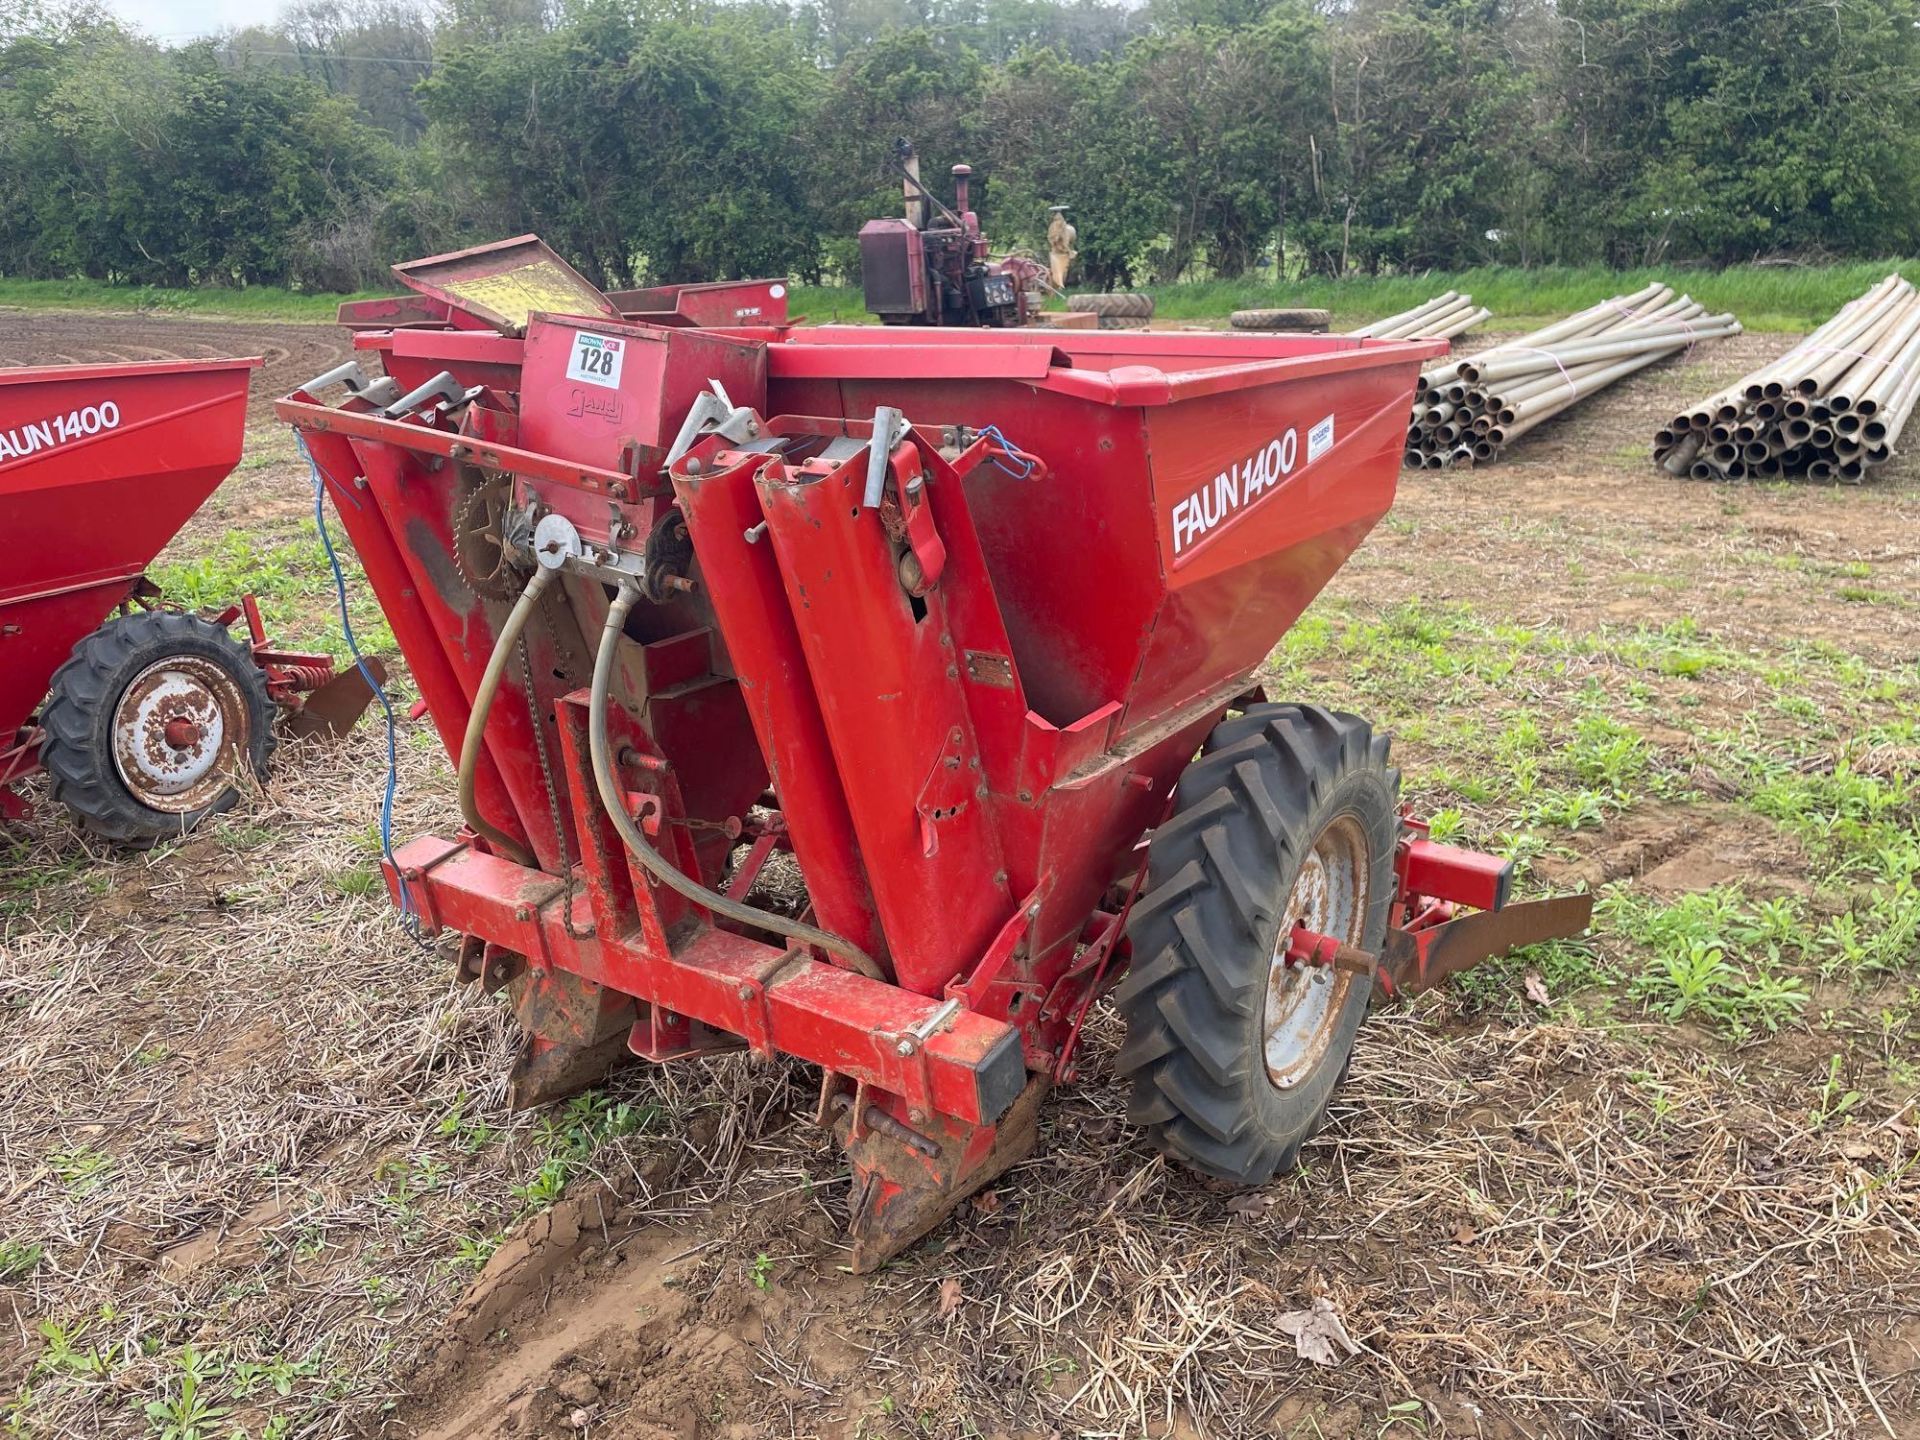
[0,358,259,743]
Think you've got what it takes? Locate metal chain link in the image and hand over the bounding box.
[516,621,587,938]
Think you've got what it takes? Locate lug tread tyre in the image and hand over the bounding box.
[41,610,275,845]
[1116,703,1399,1184]
[1066,292,1155,319]
[1229,307,1332,332]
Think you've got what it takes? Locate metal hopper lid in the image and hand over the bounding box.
[390,235,619,336]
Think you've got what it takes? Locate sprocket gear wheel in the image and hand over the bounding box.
[452,475,527,601]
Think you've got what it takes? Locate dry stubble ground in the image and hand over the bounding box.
[0,315,1916,1440]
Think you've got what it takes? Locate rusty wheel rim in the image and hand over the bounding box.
[111,656,250,813]
[1264,814,1370,1090]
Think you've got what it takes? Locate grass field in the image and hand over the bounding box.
[7,261,1917,333]
[1109,260,1920,331]
[0,279,382,322]
[1,314,1916,1439]
[715,263,1920,332]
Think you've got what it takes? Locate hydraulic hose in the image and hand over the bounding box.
[456,565,555,868]
[588,583,884,981]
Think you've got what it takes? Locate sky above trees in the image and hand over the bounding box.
[103,0,269,40]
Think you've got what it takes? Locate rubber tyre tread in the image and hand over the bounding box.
[1066,292,1155,319]
[40,610,276,846]
[1116,703,1398,1184]
[1230,307,1332,332]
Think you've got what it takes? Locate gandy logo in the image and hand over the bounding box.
[0,400,122,464]
[1170,413,1336,558]
[568,389,623,422]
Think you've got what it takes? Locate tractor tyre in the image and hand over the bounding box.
[41,610,275,845]
[1229,307,1332,333]
[1067,292,1155,319]
[1098,316,1151,331]
[1115,704,1398,1184]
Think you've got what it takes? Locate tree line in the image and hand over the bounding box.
[1,0,1916,294]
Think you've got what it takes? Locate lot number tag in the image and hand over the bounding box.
[1308,413,1335,462]
[566,333,625,389]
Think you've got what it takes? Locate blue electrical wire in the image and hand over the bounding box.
[296,434,432,946]
[978,424,1036,479]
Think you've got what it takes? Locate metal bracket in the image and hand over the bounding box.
[914,726,972,857]
[893,998,961,1058]
[507,508,650,587]
[664,380,760,468]
[947,877,1052,1011]
[1286,890,1595,1006]
[298,360,402,409]
[831,1090,940,1157]
[384,370,483,419]
[863,404,911,508]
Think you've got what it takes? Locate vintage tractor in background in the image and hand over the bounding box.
[859,141,1050,328]
[281,235,1591,1267]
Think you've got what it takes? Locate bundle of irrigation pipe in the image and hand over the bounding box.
[1655,274,1920,483]
[1348,291,1491,341]
[1406,283,1740,470]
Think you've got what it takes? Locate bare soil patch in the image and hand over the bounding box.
[0,310,353,425]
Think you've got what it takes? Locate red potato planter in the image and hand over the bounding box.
[279,236,1591,1266]
[0,359,374,840]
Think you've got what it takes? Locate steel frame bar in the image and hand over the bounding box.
[386,830,1022,1125]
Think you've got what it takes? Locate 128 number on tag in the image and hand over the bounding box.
[566,333,625,388]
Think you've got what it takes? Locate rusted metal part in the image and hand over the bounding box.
[1265,813,1370,1090]
[224,592,370,738]
[0,727,40,820]
[508,1030,638,1111]
[1287,890,1593,1004]
[450,475,524,599]
[1284,926,1380,981]
[831,1092,939,1157]
[283,660,384,742]
[512,962,635,1048]
[111,655,250,813]
[627,1004,743,1062]
[842,1075,1050,1273]
[1378,892,1594,999]
[503,963,638,1107]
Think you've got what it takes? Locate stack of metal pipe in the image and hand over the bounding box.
[1655,275,1920,483]
[1348,291,1491,341]
[1405,283,1740,469]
